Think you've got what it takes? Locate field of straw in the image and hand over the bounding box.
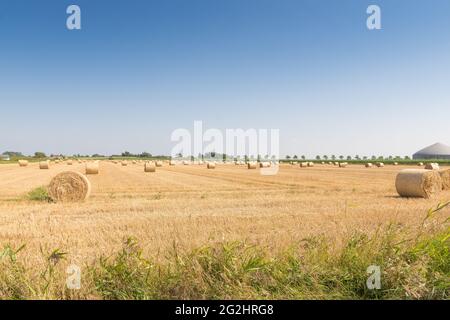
[0,161,448,299]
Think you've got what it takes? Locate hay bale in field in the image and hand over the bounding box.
[18,160,29,167]
[85,162,99,175]
[395,169,442,198]
[155,161,163,167]
[260,162,270,168]
[393,162,399,166]
[207,162,216,169]
[48,171,91,202]
[121,161,128,166]
[132,160,137,164]
[365,163,373,168]
[339,162,348,168]
[376,162,384,168]
[300,162,308,167]
[248,162,257,169]
[418,162,424,166]
[39,161,50,169]
[425,163,440,170]
[144,162,156,173]
[169,160,176,166]
[67,160,73,165]
[439,169,450,190]
[308,162,314,167]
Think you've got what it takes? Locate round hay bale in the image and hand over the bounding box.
[67,160,73,165]
[18,160,29,167]
[365,163,373,168]
[144,162,156,173]
[395,169,442,198]
[85,162,99,175]
[425,163,440,170]
[339,162,348,168]
[39,161,50,169]
[48,171,91,202]
[121,161,128,166]
[300,162,308,168]
[155,161,163,167]
[438,169,450,190]
[418,162,424,166]
[376,162,384,168]
[207,162,216,169]
[393,162,399,166]
[248,162,257,169]
[308,162,314,167]
[260,162,270,168]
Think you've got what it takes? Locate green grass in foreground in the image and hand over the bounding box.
[0,203,448,300]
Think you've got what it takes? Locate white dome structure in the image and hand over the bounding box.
[413,142,450,160]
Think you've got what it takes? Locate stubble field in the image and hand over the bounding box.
[1,161,449,269]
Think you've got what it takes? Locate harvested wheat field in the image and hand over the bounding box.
[0,161,449,270]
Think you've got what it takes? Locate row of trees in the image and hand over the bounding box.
[2,151,412,161]
[285,155,411,161]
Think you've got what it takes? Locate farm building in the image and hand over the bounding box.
[412,142,450,160]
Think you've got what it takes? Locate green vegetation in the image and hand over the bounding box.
[26,186,52,202]
[0,203,448,300]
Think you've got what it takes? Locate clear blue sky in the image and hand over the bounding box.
[1,0,449,157]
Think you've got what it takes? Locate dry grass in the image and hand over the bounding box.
[0,161,449,298]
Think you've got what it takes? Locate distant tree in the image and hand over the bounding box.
[316,155,321,160]
[347,156,352,160]
[286,155,291,159]
[293,155,298,159]
[139,152,152,158]
[331,155,336,160]
[2,151,23,157]
[378,156,384,160]
[323,155,328,160]
[355,155,360,160]
[339,155,344,160]
[34,152,46,158]
[122,151,131,157]
[404,156,411,160]
[301,155,306,160]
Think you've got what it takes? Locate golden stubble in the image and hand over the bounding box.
[0,161,449,267]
